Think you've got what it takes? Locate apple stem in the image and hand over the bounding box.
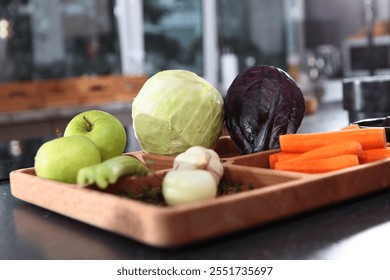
[83,116,92,132]
[55,128,63,138]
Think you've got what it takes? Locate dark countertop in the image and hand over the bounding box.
[2,179,390,260]
[2,101,390,260]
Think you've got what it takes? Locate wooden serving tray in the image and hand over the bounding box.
[9,139,390,248]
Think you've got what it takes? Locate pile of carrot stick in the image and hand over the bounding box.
[270,125,390,173]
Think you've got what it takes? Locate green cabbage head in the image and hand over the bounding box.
[132,70,224,155]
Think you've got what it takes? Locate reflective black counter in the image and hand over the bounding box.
[2,178,390,260]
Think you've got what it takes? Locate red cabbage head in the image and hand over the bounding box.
[224,65,305,154]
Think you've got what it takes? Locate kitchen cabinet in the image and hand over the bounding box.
[0,75,146,141]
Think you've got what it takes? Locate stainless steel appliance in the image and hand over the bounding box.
[342,35,390,77]
[342,75,390,123]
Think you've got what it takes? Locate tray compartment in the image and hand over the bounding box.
[140,153,175,171]
[124,151,174,172]
[92,164,301,201]
[127,136,259,171]
[214,136,279,168]
[213,136,241,158]
[226,150,279,169]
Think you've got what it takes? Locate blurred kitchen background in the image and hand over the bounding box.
[0,0,390,178]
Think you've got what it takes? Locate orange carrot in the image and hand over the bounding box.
[341,124,360,130]
[269,152,300,169]
[361,148,390,164]
[279,128,386,153]
[285,140,363,162]
[274,155,360,173]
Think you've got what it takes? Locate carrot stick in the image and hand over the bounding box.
[279,128,386,153]
[269,152,300,169]
[341,124,360,130]
[285,140,363,162]
[361,148,390,164]
[274,155,360,173]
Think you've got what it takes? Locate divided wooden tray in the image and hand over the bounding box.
[9,137,390,248]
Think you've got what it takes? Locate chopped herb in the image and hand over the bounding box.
[217,181,257,195]
[118,186,165,205]
[234,182,243,193]
[118,181,258,204]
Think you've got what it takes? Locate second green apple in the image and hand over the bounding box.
[64,110,127,161]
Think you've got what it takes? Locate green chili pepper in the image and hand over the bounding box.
[77,155,152,189]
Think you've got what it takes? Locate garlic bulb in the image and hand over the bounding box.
[173,146,224,184]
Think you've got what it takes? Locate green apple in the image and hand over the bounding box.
[64,110,127,161]
[35,135,101,184]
